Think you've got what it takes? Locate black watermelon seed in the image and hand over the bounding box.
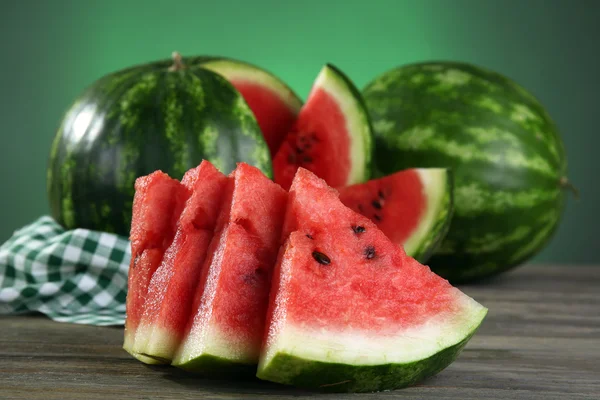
[306,234,314,239]
[365,246,376,260]
[378,190,385,199]
[352,225,366,234]
[312,251,331,265]
[357,204,364,212]
[373,214,382,222]
[287,153,296,164]
[372,200,382,210]
[295,146,304,154]
[303,156,313,163]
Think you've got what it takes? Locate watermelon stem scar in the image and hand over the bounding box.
[168,51,186,71]
[559,177,580,200]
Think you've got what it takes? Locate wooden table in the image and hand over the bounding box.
[1,265,598,399]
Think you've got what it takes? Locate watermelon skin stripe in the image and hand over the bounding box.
[363,62,568,282]
[258,327,480,393]
[47,63,270,236]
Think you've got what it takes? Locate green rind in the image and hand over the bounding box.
[48,59,270,236]
[172,353,256,378]
[321,63,374,184]
[410,169,454,264]
[256,312,486,393]
[362,61,568,282]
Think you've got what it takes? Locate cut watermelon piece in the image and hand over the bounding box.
[131,161,229,364]
[200,59,303,156]
[172,163,288,373]
[123,171,189,363]
[257,168,487,393]
[338,168,453,263]
[273,64,372,190]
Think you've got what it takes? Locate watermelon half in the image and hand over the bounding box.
[257,168,487,393]
[172,163,287,373]
[123,171,190,363]
[273,64,372,190]
[338,168,453,263]
[131,161,229,363]
[199,59,303,156]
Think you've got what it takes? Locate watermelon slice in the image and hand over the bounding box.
[131,161,229,364]
[200,59,303,156]
[123,171,190,363]
[257,168,487,392]
[337,168,453,263]
[273,64,372,190]
[172,163,287,373]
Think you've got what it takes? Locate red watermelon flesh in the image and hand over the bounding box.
[273,64,372,191]
[338,169,425,246]
[132,161,229,363]
[233,81,299,155]
[172,163,287,371]
[336,168,453,263]
[123,171,189,360]
[257,168,487,392]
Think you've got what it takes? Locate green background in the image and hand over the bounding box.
[1,0,597,263]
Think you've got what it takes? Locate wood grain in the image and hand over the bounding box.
[1,265,598,399]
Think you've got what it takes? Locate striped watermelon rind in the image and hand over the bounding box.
[47,56,271,236]
[363,61,569,282]
[405,168,454,263]
[257,321,483,393]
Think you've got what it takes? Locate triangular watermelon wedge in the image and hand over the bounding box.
[338,168,453,263]
[172,163,287,373]
[123,171,190,364]
[257,168,487,392]
[273,64,372,190]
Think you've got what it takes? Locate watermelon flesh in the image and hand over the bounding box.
[257,168,487,392]
[131,161,229,363]
[123,171,190,362]
[172,163,288,372]
[338,168,453,263]
[200,59,303,156]
[273,64,372,190]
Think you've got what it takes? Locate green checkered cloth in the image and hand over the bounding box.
[0,216,130,326]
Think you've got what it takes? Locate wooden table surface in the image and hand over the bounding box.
[1,265,598,399]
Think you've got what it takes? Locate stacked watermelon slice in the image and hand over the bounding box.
[124,159,486,393]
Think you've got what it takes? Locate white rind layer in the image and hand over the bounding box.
[403,168,449,256]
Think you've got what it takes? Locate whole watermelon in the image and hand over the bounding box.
[47,53,271,237]
[363,61,573,282]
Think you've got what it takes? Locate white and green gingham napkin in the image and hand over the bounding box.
[0,216,130,326]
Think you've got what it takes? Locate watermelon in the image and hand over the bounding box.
[199,59,303,156]
[273,64,372,191]
[338,168,453,263]
[172,163,287,373]
[123,171,189,363]
[131,161,228,363]
[362,61,573,282]
[47,52,271,237]
[257,168,487,393]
